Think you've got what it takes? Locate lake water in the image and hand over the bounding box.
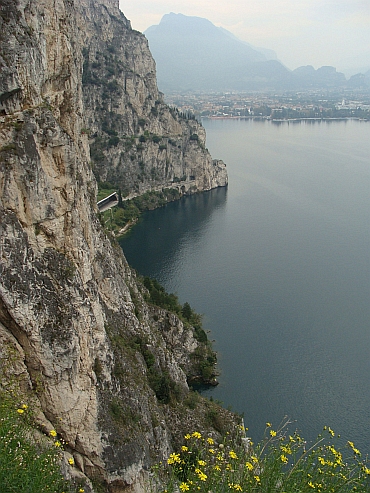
[120,118,370,452]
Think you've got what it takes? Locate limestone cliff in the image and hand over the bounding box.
[0,0,233,492]
[79,0,227,197]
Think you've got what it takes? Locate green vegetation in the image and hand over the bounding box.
[0,391,81,493]
[157,421,370,493]
[142,278,208,344]
[97,181,116,202]
[141,277,217,385]
[148,369,182,404]
[143,276,183,314]
[98,186,181,236]
[109,398,140,426]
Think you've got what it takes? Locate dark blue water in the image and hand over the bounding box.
[120,119,370,453]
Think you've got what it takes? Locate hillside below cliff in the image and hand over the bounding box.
[0,1,233,492]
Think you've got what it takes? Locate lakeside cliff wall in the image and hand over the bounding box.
[0,0,232,491]
[79,0,227,197]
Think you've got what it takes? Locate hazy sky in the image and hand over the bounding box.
[119,0,370,73]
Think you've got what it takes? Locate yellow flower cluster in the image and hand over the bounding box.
[167,453,181,465]
[228,482,242,491]
[348,441,361,456]
[17,404,28,414]
[159,424,370,493]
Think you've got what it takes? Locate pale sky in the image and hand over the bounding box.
[119,0,370,73]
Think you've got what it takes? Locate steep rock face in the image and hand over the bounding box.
[78,0,227,197]
[0,1,234,491]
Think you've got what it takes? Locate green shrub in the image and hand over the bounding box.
[108,136,120,147]
[148,369,181,404]
[0,392,78,492]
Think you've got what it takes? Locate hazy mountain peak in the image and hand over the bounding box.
[144,13,349,92]
[144,13,280,91]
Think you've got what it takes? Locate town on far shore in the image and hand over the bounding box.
[164,89,370,121]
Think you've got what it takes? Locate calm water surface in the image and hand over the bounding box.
[120,119,370,452]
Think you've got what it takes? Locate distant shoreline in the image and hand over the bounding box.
[202,116,369,122]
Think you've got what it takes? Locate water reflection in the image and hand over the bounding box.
[120,186,228,279]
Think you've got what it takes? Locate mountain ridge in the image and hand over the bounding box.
[144,13,353,92]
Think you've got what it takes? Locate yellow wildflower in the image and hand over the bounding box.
[167,453,181,465]
[17,409,24,414]
[214,465,221,471]
[184,434,191,440]
[270,430,277,437]
[54,441,62,447]
[281,445,292,454]
[245,462,253,471]
[21,404,28,410]
[181,446,188,452]
[192,432,202,439]
[197,471,207,481]
[208,448,215,454]
[207,437,214,445]
[347,441,361,455]
[266,422,271,427]
[50,430,57,437]
[254,476,261,483]
[179,483,189,491]
[198,460,206,466]
[280,454,288,464]
[228,483,242,491]
[229,450,238,460]
[79,489,84,493]
[68,457,74,465]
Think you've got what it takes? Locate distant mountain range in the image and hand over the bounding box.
[144,13,370,92]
